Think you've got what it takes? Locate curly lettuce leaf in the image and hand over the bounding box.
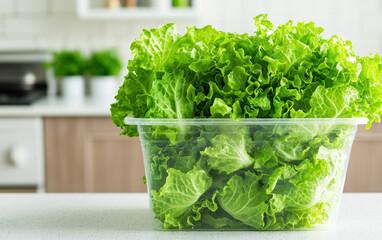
[152,168,212,229]
[145,70,196,119]
[111,23,180,136]
[307,85,358,118]
[201,130,254,174]
[217,172,268,229]
[268,146,346,212]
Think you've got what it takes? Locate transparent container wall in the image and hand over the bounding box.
[130,118,366,231]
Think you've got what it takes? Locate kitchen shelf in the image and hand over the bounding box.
[76,0,200,20]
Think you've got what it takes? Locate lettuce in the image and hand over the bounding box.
[151,168,212,228]
[111,15,382,230]
[201,129,254,174]
[217,172,269,229]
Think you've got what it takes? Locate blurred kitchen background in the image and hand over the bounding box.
[0,0,381,193]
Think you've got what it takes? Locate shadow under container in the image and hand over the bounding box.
[125,118,368,231]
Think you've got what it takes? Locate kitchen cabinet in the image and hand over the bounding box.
[44,117,146,193]
[344,123,382,192]
[0,118,44,191]
[42,117,382,193]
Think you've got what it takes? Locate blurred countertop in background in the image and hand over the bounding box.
[0,96,111,117]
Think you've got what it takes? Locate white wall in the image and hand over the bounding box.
[199,0,382,57]
[0,0,381,75]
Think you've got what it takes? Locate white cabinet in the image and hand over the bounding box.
[0,118,44,190]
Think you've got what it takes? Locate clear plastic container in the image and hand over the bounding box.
[125,117,368,231]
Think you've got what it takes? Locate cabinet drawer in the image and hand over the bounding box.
[0,118,44,187]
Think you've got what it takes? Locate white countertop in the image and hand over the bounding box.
[0,193,381,240]
[0,97,112,117]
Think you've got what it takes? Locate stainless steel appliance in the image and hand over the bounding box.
[0,51,50,105]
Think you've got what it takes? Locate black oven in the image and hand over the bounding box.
[0,51,49,105]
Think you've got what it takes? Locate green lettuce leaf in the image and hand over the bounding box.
[308,85,358,118]
[152,168,212,229]
[145,70,196,119]
[111,23,179,136]
[201,130,254,174]
[218,172,268,229]
[268,146,346,212]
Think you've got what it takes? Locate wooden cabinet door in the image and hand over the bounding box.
[344,123,382,192]
[44,117,146,193]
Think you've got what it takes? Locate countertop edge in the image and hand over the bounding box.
[0,97,112,117]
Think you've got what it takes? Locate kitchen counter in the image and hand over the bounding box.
[0,193,381,240]
[0,97,111,117]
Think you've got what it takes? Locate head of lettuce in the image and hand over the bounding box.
[110,15,382,230]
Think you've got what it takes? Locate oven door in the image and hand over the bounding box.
[0,51,49,105]
[0,118,44,191]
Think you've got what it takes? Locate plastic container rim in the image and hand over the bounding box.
[124,117,369,126]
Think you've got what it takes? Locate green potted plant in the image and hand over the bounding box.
[86,49,122,101]
[48,50,86,101]
[172,0,189,7]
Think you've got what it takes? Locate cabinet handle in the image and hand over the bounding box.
[8,146,28,167]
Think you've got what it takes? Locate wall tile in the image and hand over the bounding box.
[62,34,90,50]
[86,33,121,50]
[0,17,3,34]
[0,0,15,14]
[347,0,381,14]
[0,34,36,50]
[220,0,247,33]
[4,17,42,35]
[101,21,134,36]
[4,16,102,35]
[16,0,48,14]
[246,0,270,20]
[197,0,225,31]
[35,34,66,50]
[353,36,382,56]
[289,0,320,22]
[361,14,382,35]
[50,0,76,14]
[338,14,361,39]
